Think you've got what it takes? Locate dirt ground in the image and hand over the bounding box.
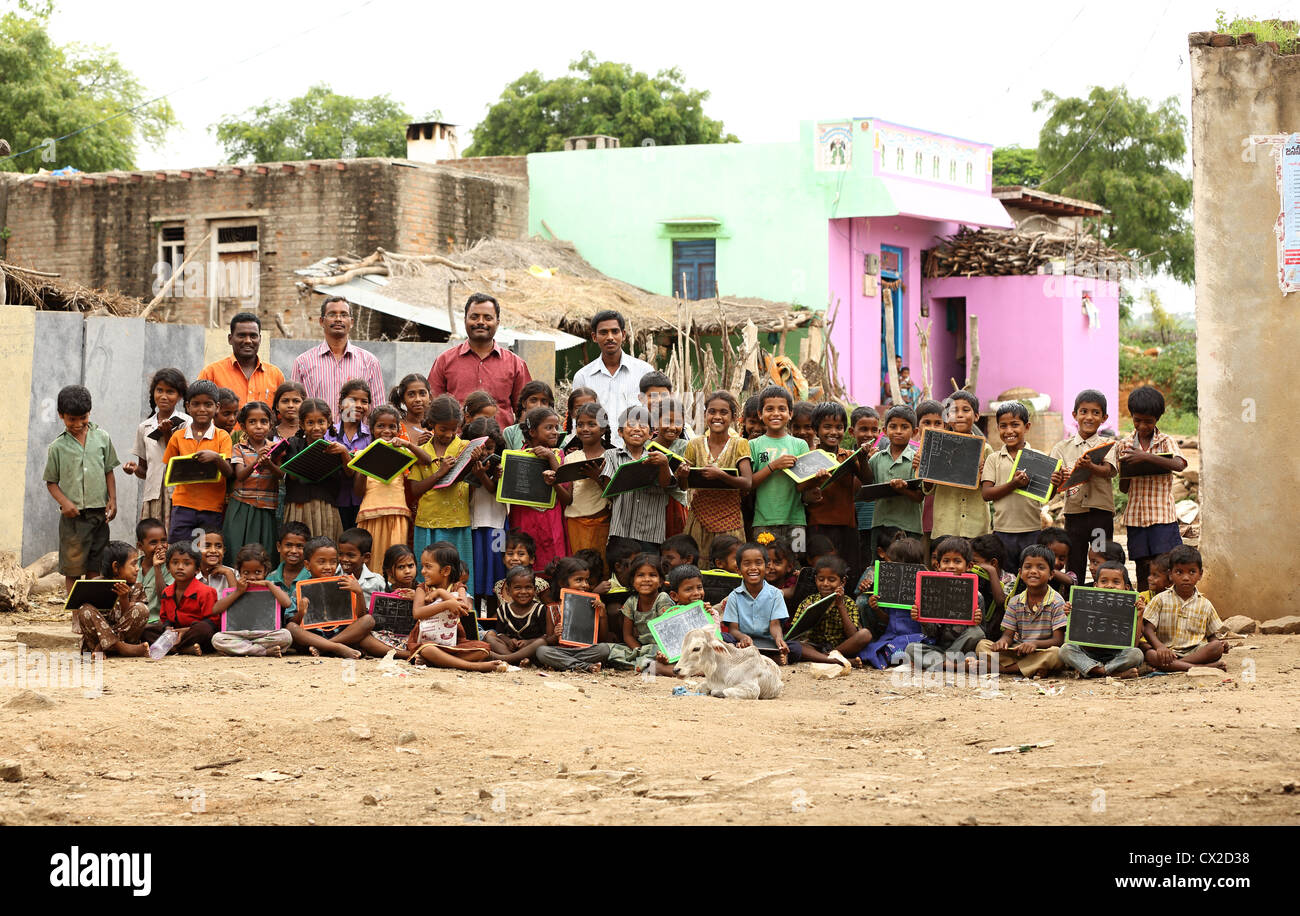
[1,611,1297,827]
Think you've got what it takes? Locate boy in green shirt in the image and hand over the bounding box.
[44,385,119,592]
[748,385,820,550]
[862,405,923,556]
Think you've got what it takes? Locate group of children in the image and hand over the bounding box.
[46,360,1227,680]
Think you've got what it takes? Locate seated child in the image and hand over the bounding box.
[974,545,1066,676]
[211,544,294,657]
[1142,545,1229,672]
[970,533,1015,638]
[410,544,505,672]
[761,536,799,610]
[1036,527,1076,591]
[903,536,987,671]
[1138,552,1171,606]
[791,555,869,667]
[1059,561,1144,678]
[857,532,925,657]
[337,527,387,605]
[535,557,610,672]
[486,564,550,666]
[284,536,380,660]
[665,564,717,622]
[720,542,809,666]
[371,543,418,658]
[606,553,676,674]
[197,530,237,594]
[709,534,742,573]
[142,543,219,656]
[135,517,171,624]
[73,541,150,657]
[1087,538,1126,586]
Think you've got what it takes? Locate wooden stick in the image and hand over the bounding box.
[883,287,901,406]
[965,314,980,393]
[312,264,387,287]
[446,280,456,337]
[139,231,211,319]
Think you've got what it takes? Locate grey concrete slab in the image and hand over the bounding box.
[394,342,452,389]
[144,322,206,390]
[83,316,147,546]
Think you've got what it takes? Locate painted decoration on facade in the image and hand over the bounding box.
[816,121,852,171]
[1280,133,1300,294]
[872,120,991,192]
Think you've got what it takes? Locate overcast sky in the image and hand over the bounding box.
[46,0,1233,311]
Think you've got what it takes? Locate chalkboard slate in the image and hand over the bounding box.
[1119,453,1175,479]
[558,589,600,647]
[554,456,603,485]
[1066,586,1139,650]
[601,456,662,498]
[432,436,489,489]
[296,577,358,629]
[786,593,836,642]
[1063,441,1115,488]
[783,448,838,483]
[817,446,865,490]
[64,579,125,611]
[700,569,742,605]
[917,428,984,489]
[220,586,282,632]
[368,591,415,635]
[686,466,739,489]
[164,455,223,486]
[791,565,817,609]
[280,438,344,483]
[872,560,927,609]
[915,572,978,625]
[495,449,556,508]
[348,439,417,484]
[147,417,186,442]
[647,441,686,474]
[648,601,721,662]
[854,479,923,502]
[1009,448,1061,503]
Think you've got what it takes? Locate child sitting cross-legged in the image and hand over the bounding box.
[485,564,550,666]
[211,544,294,657]
[1059,561,1144,679]
[72,541,150,657]
[973,545,1066,677]
[790,555,869,668]
[606,553,676,675]
[409,544,506,672]
[534,556,609,672]
[902,536,987,672]
[1142,545,1230,672]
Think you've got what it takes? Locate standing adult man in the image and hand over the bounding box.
[291,296,385,412]
[570,310,653,446]
[198,312,285,408]
[428,292,532,426]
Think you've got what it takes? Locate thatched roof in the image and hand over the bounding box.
[0,261,142,316]
[298,238,817,339]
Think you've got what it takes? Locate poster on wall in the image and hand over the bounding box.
[816,122,852,171]
[1280,133,1300,295]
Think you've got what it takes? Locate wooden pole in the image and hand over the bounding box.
[883,287,901,405]
[139,232,212,320]
[965,314,980,393]
[915,318,933,400]
[446,280,457,338]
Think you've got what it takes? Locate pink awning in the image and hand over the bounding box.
[874,177,1015,229]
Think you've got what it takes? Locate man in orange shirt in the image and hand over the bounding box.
[198,312,285,408]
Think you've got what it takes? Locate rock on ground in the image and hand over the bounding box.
[1221,615,1257,635]
[1259,616,1300,635]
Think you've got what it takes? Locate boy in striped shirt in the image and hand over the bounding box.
[973,545,1066,676]
[1142,545,1229,672]
[1119,386,1187,591]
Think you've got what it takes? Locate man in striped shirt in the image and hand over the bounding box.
[291,297,385,413]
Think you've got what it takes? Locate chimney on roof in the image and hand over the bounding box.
[406,121,459,162]
[563,135,620,151]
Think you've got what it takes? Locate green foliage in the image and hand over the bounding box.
[991,145,1043,187]
[1118,340,1197,414]
[0,5,176,173]
[1033,87,1193,284]
[212,84,418,163]
[465,51,738,156]
[1214,11,1299,53]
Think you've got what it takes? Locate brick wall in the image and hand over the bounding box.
[435,156,528,181]
[0,158,527,339]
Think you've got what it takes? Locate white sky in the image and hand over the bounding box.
[45,0,1245,313]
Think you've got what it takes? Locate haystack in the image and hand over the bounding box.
[0,261,142,316]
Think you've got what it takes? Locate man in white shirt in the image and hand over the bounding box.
[570,310,653,447]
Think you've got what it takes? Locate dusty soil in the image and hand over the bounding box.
[1,612,1297,826]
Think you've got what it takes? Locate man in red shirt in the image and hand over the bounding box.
[428,293,531,426]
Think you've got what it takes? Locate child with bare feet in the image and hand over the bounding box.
[211,544,294,657]
[785,555,861,669]
[535,556,609,672]
[284,537,374,659]
[1142,545,1229,672]
[409,544,505,672]
[485,564,549,666]
[73,541,150,657]
[903,537,987,672]
[1059,561,1144,678]
[142,543,219,656]
[606,553,678,674]
[973,545,1066,676]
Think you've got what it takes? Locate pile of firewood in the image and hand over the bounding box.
[923,226,1133,278]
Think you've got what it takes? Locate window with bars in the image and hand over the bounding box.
[217,225,258,244]
[158,224,185,276]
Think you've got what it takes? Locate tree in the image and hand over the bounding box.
[1033,87,1193,283]
[0,4,176,173]
[465,51,738,156]
[991,145,1043,187]
[212,85,422,163]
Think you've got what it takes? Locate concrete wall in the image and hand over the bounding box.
[1189,35,1300,620]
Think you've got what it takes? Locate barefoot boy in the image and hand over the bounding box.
[1142,545,1229,672]
[1060,561,1144,678]
[975,545,1065,676]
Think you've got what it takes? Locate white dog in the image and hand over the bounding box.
[673,628,783,699]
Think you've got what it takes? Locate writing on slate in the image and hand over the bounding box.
[1013,448,1058,500]
[874,561,927,608]
[917,429,983,488]
[917,573,977,624]
[369,594,415,634]
[650,602,715,662]
[1067,587,1138,648]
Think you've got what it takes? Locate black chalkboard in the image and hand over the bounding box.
[296,577,358,629]
[1009,448,1061,503]
[368,591,415,634]
[349,439,417,484]
[817,446,865,490]
[916,572,978,625]
[164,455,223,486]
[790,565,817,609]
[64,579,124,611]
[601,456,662,498]
[872,560,927,609]
[1063,441,1115,488]
[700,569,742,605]
[1119,453,1175,479]
[1066,586,1139,650]
[147,417,186,442]
[783,448,838,483]
[854,479,923,502]
[554,456,603,485]
[558,589,599,647]
[917,428,985,489]
[496,449,556,508]
[786,593,836,642]
[280,438,344,483]
[686,466,739,489]
[433,436,489,489]
[221,587,282,632]
[648,601,720,662]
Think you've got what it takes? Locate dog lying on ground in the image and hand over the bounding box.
[672,628,783,699]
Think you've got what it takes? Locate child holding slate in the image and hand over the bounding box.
[803,401,862,577]
[850,406,881,564]
[679,390,751,559]
[973,545,1065,676]
[123,367,189,528]
[558,401,612,565]
[651,396,691,538]
[981,401,1041,565]
[333,379,373,531]
[748,386,814,546]
[535,557,610,672]
[270,399,348,543]
[409,395,477,583]
[463,416,507,605]
[923,391,992,542]
[1049,389,1118,582]
[72,541,150,657]
[160,380,233,547]
[861,405,923,556]
[410,544,505,672]
[606,553,676,674]
[509,405,568,568]
[859,536,928,667]
[600,405,674,557]
[388,373,432,447]
[791,555,870,666]
[1059,561,1144,678]
[355,405,428,565]
[913,399,945,548]
[902,537,986,671]
[1119,386,1187,591]
[143,543,219,656]
[211,545,294,657]
[285,536,377,659]
[223,400,281,564]
[372,543,419,655]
